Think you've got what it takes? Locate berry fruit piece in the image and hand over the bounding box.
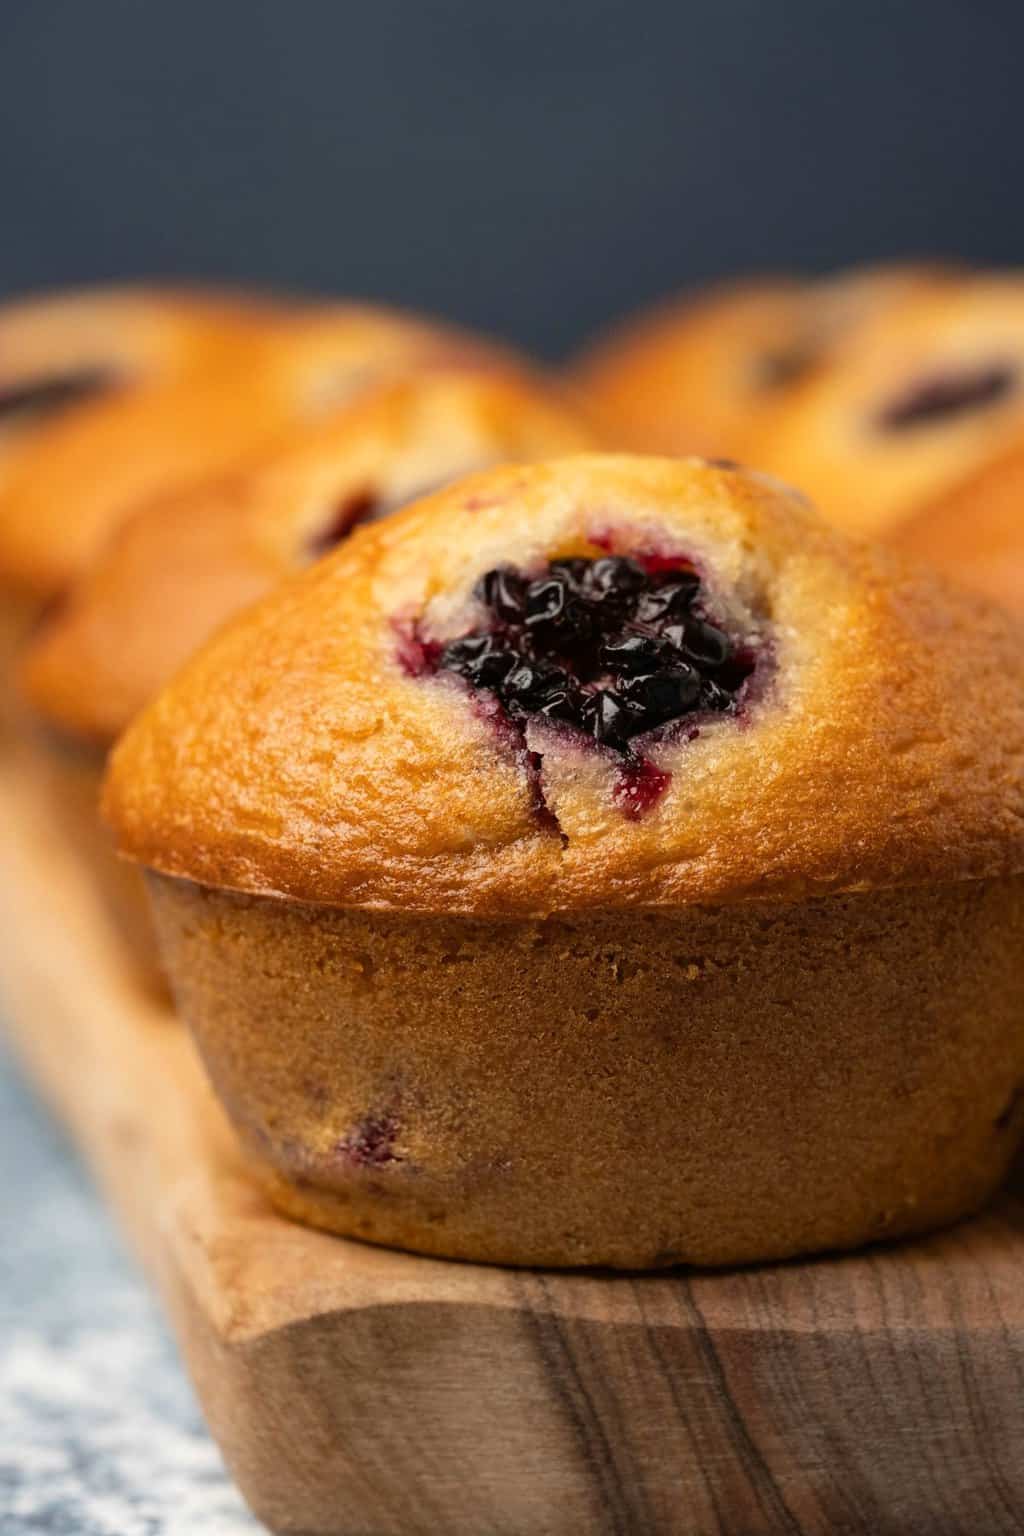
[876,362,1016,431]
[678,618,732,669]
[477,565,529,624]
[338,1112,401,1169]
[504,661,569,708]
[621,667,702,720]
[429,551,758,759]
[581,688,647,745]
[587,555,647,599]
[524,576,595,646]
[599,633,674,675]
[439,635,517,689]
[0,366,118,425]
[633,575,699,623]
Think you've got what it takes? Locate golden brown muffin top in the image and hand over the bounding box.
[570,263,956,459]
[0,300,526,598]
[749,273,1024,538]
[21,368,595,745]
[104,454,1024,917]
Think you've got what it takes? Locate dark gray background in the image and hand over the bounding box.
[1,0,1021,357]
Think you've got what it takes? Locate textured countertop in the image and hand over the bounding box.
[0,1039,263,1535]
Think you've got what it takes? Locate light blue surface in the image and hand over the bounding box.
[0,1039,263,1534]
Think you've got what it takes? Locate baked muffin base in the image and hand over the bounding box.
[26,728,168,996]
[147,872,1024,1270]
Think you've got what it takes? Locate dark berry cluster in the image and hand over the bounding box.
[0,367,116,425]
[435,554,756,750]
[338,1111,401,1169]
[876,362,1016,431]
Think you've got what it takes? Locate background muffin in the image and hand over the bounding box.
[749,272,1024,537]
[0,301,525,611]
[0,283,290,665]
[0,282,283,456]
[889,443,1024,615]
[19,368,595,987]
[103,455,1024,1268]
[570,263,955,459]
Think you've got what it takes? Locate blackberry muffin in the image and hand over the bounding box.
[571,264,954,459]
[0,282,280,448]
[103,455,1024,1268]
[19,370,593,989]
[0,283,284,664]
[0,301,518,608]
[890,444,1024,615]
[751,273,1024,538]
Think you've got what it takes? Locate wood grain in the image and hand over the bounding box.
[2,755,1023,1535]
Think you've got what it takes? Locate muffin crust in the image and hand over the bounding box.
[106,455,1024,917]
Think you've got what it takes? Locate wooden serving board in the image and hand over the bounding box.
[3,756,1024,1536]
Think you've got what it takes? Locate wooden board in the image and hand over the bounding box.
[3,755,1024,1536]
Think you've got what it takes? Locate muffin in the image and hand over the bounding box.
[0,300,524,613]
[103,455,1024,1268]
[0,282,280,445]
[19,369,594,989]
[889,444,1024,614]
[0,283,286,661]
[571,263,955,459]
[750,272,1024,538]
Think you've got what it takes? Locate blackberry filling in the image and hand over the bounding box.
[876,362,1016,431]
[432,554,757,751]
[0,366,118,426]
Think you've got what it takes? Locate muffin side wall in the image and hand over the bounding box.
[147,873,1024,1269]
